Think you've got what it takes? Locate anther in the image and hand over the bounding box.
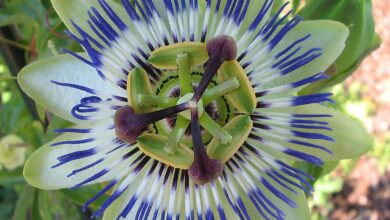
[188,108,224,185]
[114,103,189,144]
[193,35,237,102]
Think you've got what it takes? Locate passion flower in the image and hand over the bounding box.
[18,0,371,219]
[0,134,27,170]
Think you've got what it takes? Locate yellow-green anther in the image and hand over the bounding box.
[137,133,194,169]
[207,115,253,162]
[203,77,240,105]
[127,68,153,113]
[177,53,193,94]
[138,94,178,108]
[164,115,190,155]
[218,61,256,114]
[199,113,232,145]
[148,42,208,70]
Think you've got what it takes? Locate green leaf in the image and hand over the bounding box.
[298,0,380,92]
[0,186,17,220]
[37,190,53,220]
[0,168,24,186]
[32,190,43,220]
[13,185,35,220]
[264,20,349,91]
[0,11,37,27]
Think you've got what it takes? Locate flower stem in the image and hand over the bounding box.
[0,35,31,51]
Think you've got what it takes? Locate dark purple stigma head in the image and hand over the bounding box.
[206,35,237,62]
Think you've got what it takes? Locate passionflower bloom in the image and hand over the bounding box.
[0,134,27,170]
[18,0,371,219]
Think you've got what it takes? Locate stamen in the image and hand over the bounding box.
[199,113,232,145]
[164,115,190,155]
[177,53,193,94]
[192,35,237,102]
[114,103,189,143]
[138,94,178,108]
[202,77,240,105]
[189,107,224,185]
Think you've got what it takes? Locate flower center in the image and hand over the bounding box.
[114,36,255,185]
[155,76,230,139]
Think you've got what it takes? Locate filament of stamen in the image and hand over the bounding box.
[199,113,232,144]
[202,77,240,105]
[164,115,190,155]
[138,94,178,108]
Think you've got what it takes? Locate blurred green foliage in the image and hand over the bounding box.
[299,0,381,94]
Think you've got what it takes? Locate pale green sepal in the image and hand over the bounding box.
[299,0,378,90]
[261,104,372,161]
[265,21,349,91]
[23,121,126,190]
[50,0,129,42]
[17,54,118,124]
